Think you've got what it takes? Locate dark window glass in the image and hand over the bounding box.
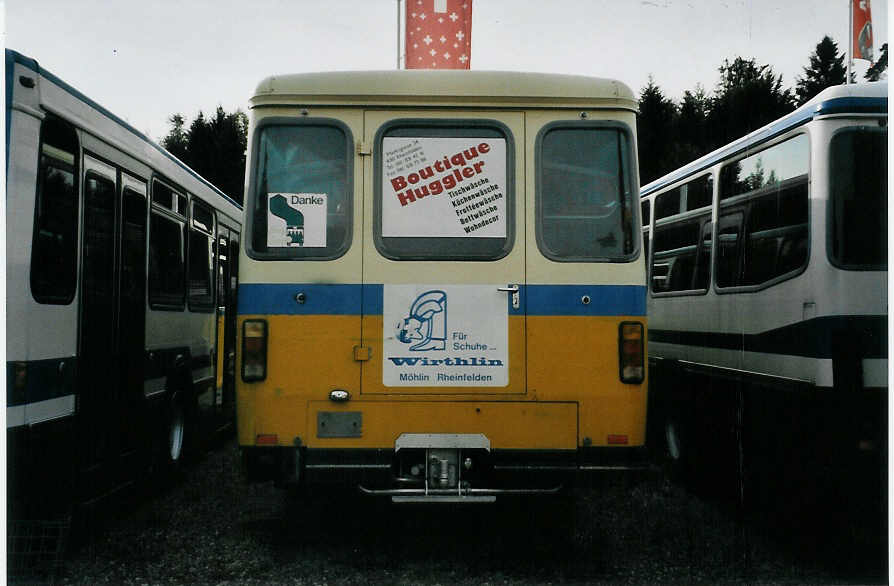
[651,216,710,293]
[684,175,712,211]
[829,126,887,269]
[120,190,147,385]
[188,230,214,311]
[718,135,809,287]
[250,124,351,259]
[694,221,712,290]
[741,181,808,285]
[716,212,743,287]
[153,180,174,210]
[643,231,650,278]
[149,213,185,309]
[192,201,214,233]
[654,189,681,220]
[81,174,116,351]
[641,200,650,226]
[538,126,636,261]
[121,189,147,309]
[31,119,79,304]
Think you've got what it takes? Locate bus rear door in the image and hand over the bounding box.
[360,111,526,397]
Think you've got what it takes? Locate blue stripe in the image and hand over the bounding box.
[238,283,365,315]
[525,284,646,316]
[238,283,646,317]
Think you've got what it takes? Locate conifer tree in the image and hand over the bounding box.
[637,77,678,184]
[865,43,888,81]
[795,36,847,106]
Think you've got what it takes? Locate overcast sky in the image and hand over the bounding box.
[2,0,889,141]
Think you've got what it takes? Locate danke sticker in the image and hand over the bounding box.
[267,192,327,248]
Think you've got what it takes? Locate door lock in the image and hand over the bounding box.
[497,284,520,310]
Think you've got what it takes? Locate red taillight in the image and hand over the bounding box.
[607,434,629,445]
[242,320,268,382]
[256,434,278,445]
[619,322,644,384]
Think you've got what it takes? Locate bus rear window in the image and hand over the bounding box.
[374,122,513,260]
[248,122,352,260]
[828,126,887,269]
[536,124,637,261]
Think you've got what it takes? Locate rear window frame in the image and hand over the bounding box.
[244,117,355,261]
[534,120,640,263]
[372,118,516,262]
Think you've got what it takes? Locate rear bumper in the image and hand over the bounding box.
[241,445,653,492]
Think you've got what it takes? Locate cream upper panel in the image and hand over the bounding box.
[245,105,644,286]
[252,71,636,112]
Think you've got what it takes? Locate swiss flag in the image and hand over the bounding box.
[406,0,472,69]
[853,0,873,61]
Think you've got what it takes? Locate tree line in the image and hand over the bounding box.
[161,35,887,202]
[638,36,887,184]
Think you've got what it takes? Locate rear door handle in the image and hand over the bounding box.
[497,284,520,310]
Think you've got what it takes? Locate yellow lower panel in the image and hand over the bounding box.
[237,314,361,446]
[527,315,648,447]
[282,401,577,450]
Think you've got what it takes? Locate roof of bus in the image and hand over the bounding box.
[252,70,637,110]
[5,49,242,212]
[640,81,888,196]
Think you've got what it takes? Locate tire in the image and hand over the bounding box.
[663,415,689,483]
[167,399,186,464]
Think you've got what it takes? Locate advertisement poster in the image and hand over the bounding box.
[382,137,507,238]
[266,192,327,248]
[383,284,508,387]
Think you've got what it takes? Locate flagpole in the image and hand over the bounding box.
[847,0,853,83]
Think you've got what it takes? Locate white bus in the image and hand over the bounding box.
[640,82,887,508]
[6,50,242,522]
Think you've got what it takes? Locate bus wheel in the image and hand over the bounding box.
[168,400,186,463]
[663,417,688,482]
[665,419,682,461]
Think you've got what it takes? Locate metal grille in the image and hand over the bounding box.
[7,517,70,582]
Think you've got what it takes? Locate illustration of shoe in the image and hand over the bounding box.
[396,290,447,351]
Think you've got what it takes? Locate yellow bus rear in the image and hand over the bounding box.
[237,71,647,501]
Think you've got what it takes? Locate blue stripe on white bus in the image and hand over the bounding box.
[237,283,646,317]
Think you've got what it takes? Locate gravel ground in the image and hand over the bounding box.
[16,438,885,586]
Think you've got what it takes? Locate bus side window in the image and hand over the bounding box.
[31,117,79,304]
[693,220,713,290]
[651,219,706,293]
[149,211,186,310]
[641,200,651,275]
[188,200,215,312]
[719,134,809,288]
[716,212,743,288]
